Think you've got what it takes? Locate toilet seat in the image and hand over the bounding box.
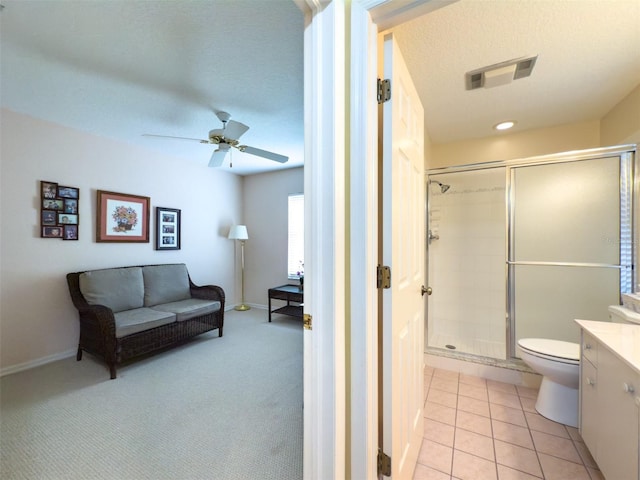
[518,338,580,365]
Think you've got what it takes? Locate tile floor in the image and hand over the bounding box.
[413,366,604,480]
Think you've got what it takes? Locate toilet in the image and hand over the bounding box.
[517,338,580,428]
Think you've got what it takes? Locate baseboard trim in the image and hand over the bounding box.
[1,348,77,378]
[2,307,271,377]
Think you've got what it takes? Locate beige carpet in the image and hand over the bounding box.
[0,309,303,480]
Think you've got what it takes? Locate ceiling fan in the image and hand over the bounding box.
[143,111,288,167]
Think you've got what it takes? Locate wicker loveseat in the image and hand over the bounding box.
[66,263,225,379]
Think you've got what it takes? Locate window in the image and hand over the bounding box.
[288,194,304,278]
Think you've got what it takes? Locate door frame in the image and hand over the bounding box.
[299,2,347,479]
[297,1,448,478]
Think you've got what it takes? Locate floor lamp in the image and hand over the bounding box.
[228,225,250,311]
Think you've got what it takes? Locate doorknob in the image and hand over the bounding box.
[421,286,432,296]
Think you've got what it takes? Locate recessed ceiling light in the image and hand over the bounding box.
[494,121,516,131]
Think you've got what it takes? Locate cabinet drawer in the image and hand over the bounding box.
[581,331,598,364]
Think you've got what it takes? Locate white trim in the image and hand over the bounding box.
[301,0,457,478]
[0,348,77,377]
[303,1,347,479]
[349,3,380,479]
[368,0,458,32]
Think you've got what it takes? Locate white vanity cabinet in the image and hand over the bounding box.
[576,320,640,480]
[579,332,598,457]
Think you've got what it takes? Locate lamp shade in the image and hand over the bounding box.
[228,225,248,240]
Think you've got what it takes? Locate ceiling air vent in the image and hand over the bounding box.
[465,55,538,91]
[469,72,483,90]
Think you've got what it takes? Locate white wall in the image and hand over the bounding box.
[431,120,601,169]
[242,167,304,308]
[0,109,243,373]
[601,83,640,146]
[430,82,640,171]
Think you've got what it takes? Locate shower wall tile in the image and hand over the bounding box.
[428,171,507,359]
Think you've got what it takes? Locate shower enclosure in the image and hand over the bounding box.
[426,145,636,362]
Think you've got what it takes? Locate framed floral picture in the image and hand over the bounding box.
[155,207,181,250]
[96,190,150,243]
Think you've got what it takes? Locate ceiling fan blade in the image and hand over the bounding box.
[239,145,288,163]
[142,134,209,144]
[208,145,230,167]
[223,120,249,141]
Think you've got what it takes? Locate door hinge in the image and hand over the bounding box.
[377,265,391,289]
[303,313,312,330]
[377,78,391,104]
[377,448,391,477]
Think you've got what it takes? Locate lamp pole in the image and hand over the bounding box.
[236,238,250,311]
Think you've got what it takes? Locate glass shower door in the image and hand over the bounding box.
[509,155,632,350]
[427,167,507,359]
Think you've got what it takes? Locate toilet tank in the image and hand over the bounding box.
[621,293,640,312]
[608,304,640,325]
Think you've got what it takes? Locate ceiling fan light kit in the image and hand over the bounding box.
[145,111,288,168]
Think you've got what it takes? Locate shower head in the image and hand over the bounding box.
[429,179,450,193]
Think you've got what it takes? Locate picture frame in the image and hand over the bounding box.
[64,198,78,213]
[40,180,80,239]
[63,224,79,241]
[155,207,181,250]
[41,181,58,199]
[96,190,150,243]
[42,210,57,225]
[42,226,63,238]
[43,199,64,210]
[58,213,78,225]
[58,185,79,199]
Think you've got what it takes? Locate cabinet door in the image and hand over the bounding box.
[597,347,639,480]
[580,357,598,460]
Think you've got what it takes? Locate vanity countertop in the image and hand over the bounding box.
[575,319,640,374]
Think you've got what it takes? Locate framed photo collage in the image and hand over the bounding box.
[40,181,79,240]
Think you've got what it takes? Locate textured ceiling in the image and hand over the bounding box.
[1,1,639,176]
[393,0,640,144]
[0,0,305,176]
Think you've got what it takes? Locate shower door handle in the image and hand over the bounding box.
[421,286,432,296]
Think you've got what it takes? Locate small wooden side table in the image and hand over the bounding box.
[268,284,303,322]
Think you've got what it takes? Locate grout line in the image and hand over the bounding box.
[487,384,500,480]
[522,398,546,479]
[418,368,603,480]
[450,377,459,478]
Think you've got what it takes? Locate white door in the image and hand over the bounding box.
[381,33,426,479]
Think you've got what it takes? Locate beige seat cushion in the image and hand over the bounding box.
[114,308,176,338]
[151,299,221,322]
